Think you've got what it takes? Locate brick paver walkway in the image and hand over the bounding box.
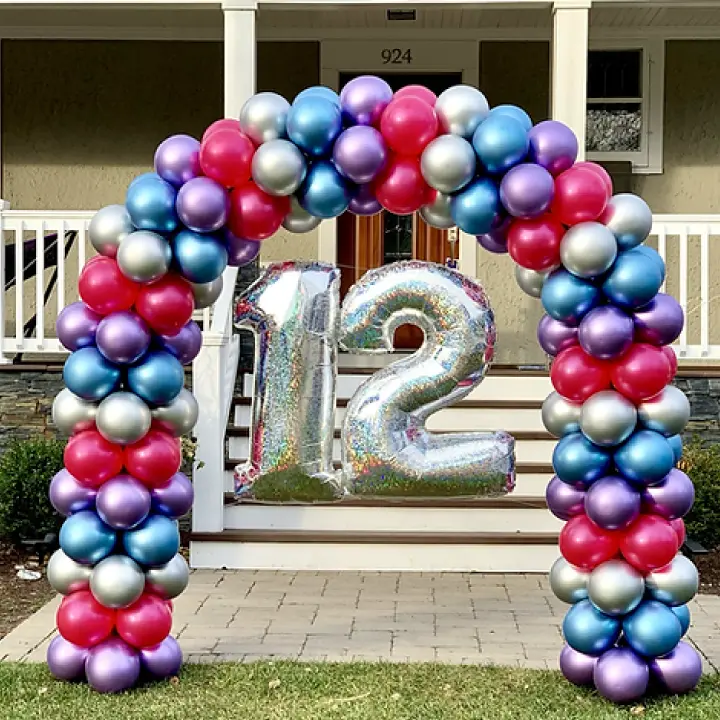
[2,571,719,672]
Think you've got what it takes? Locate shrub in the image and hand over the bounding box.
[681,439,720,550]
[0,437,65,543]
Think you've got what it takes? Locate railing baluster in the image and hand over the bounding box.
[35,220,45,349]
[657,227,667,294]
[78,219,86,271]
[701,225,710,356]
[0,206,6,363]
[14,221,23,348]
[57,220,66,315]
[678,225,688,353]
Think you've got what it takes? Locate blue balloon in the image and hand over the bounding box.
[297,162,352,219]
[634,245,666,282]
[614,430,675,487]
[287,96,343,157]
[668,434,684,464]
[128,172,158,191]
[126,173,178,234]
[123,514,180,568]
[127,351,184,407]
[450,178,501,236]
[295,86,341,107]
[472,113,529,174]
[489,104,533,132]
[563,599,621,656]
[553,433,611,488]
[172,230,228,284]
[541,269,601,326]
[63,347,121,402]
[671,604,691,636]
[59,511,116,565]
[602,248,664,309]
[623,600,683,658]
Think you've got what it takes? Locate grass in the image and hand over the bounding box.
[1,662,720,720]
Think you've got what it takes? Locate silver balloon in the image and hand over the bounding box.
[435,85,490,138]
[419,192,454,230]
[90,555,145,609]
[560,222,618,279]
[145,553,190,600]
[420,135,476,194]
[646,555,699,606]
[588,559,644,616]
[580,390,637,447]
[52,388,97,435]
[96,392,151,445]
[116,230,171,284]
[151,388,199,437]
[282,196,322,234]
[542,392,582,438]
[191,276,223,309]
[515,265,552,299]
[602,193,653,250]
[89,204,134,258]
[252,139,306,197]
[339,261,514,497]
[47,549,91,595]
[550,556,590,604]
[638,386,691,437]
[239,92,291,145]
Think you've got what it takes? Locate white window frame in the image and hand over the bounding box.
[586,38,665,174]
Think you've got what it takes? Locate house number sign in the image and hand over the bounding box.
[381,48,413,65]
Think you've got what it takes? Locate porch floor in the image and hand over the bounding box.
[1,571,719,672]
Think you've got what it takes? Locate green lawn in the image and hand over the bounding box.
[1,662,719,720]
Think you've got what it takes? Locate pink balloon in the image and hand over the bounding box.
[202,118,241,142]
[228,182,289,241]
[116,594,173,650]
[550,165,610,225]
[135,273,195,337]
[394,85,437,107]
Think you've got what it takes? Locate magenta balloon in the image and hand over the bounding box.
[528,121,578,176]
[333,126,388,184]
[56,302,102,351]
[633,293,685,346]
[348,184,382,216]
[546,475,585,520]
[649,641,703,694]
[537,314,578,356]
[151,472,194,519]
[594,647,649,703]
[585,475,641,530]
[86,637,141,693]
[641,468,695,520]
[47,635,88,682]
[159,321,203,365]
[96,474,152,530]
[49,469,97,516]
[154,134,201,188]
[340,75,393,126]
[176,177,229,233]
[560,644,597,686]
[578,306,634,360]
[499,163,554,219]
[96,311,152,365]
[140,635,183,679]
[225,232,261,267]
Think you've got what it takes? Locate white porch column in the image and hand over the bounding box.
[551,0,591,160]
[223,0,257,118]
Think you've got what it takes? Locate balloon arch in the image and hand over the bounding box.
[47,76,698,701]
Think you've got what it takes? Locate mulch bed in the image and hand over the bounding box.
[694,548,720,595]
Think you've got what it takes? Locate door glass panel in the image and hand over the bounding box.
[383,214,413,265]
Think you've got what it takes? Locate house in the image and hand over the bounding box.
[1,0,719,571]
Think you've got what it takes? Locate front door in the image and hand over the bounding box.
[336,72,463,350]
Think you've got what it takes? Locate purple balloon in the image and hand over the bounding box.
[537,314,578,356]
[340,75,393,126]
[585,476,641,530]
[160,321,203,366]
[348,184,382,216]
[641,468,695,520]
[499,163,554,219]
[333,126,387,184]
[225,231,261,267]
[86,637,141,693]
[176,177,229,233]
[154,134,201,188]
[546,475,585,520]
[560,644,597,686]
[47,635,88,682]
[528,120,578,176]
[49,469,97,516]
[140,635,183,679]
[151,472,194,519]
[96,474,151,530]
[56,302,101,351]
[649,641,703,694]
[477,217,510,254]
[96,311,151,365]
[633,293,685,346]
[594,647,649,703]
[579,306,634,360]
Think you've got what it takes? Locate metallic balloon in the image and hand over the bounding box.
[580,390,638,447]
[602,247,664,310]
[297,161,352,219]
[638,386,691,437]
[282,196,322,234]
[116,230,172,284]
[669,433,684,464]
[563,599,621,655]
[560,222,618,279]
[63,347,121,402]
[151,472,194,519]
[125,173,178,235]
[151,388,199,437]
[123,515,180,568]
[339,75,393,126]
[333,126,387,185]
[49,468,97,516]
[47,635,89,682]
[154,134,201,188]
[56,301,101,351]
[339,261,514,497]
[96,311,151,365]
[537,314,578,356]
[552,432,611,487]
[96,474,152,530]
[641,468,695,520]
[296,86,340,106]
[549,556,590,604]
[515,265,551,299]
[173,230,228,284]
[190,276,223,309]
[500,163,554,219]
[546,476,585,521]
[59,511,117,566]
[623,600,683,658]
[420,135,476,194]
[528,120,578,176]
[287,96,342,157]
[46,549,92,595]
[176,176,228,233]
[90,555,146,609]
[52,388,97,435]
[145,553,190,600]
[490,104,532,131]
[96,392,152,445]
[435,85,489,138]
[85,637,141,694]
[252,139,307,197]
[593,647,649,704]
[226,233,261,267]
[585,476,640,531]
[578,306,634,361]
[140,635,183,679]
[449,177,501,236]
[645,554,699,606]
[126,351,184,407]
[600,193,653,250]
[541,269,601,325]
[239,92,291,145]
[633,293,685,346]
[649,641,703,695]
[472,112,528,175]
[542,392,581,438]
[672,604,691,636]
[614,430,675,486]
[419,191,455,229]
[588,559,644,616]
[477,222,509,255]
[348,184,382,216]
[559,644,596,686]
[89,204,134,258]
[160,321,203,366]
